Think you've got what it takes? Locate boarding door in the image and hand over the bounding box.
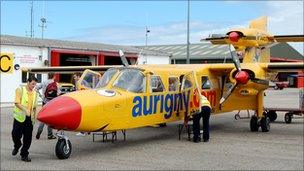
[181,71,201,123]
[78,69,102,90]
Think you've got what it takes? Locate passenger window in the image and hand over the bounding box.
[150,75,165,93]
[182,75,193,90]
[168,77,178,92]
[201,76,211,89]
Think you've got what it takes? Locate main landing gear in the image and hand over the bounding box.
[55,131,72,159]
[250,112,270,132]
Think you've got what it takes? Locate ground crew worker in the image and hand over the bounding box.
[192,93,211,143]
[11,76,38,162]
[35,73,60,140]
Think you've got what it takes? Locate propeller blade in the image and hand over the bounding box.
[220,82,238,104]
[229,45,241,72]
[118,50,129,67]
[251,78,269,86]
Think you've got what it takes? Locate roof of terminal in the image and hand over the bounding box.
[137,42,303,61]
[1,35,302,61]
[0,35,169,56]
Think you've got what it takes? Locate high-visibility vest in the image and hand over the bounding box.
[13,86,38,124]
[200,94,211,108]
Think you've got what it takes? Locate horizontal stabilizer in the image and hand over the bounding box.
[271,35,304,42]
[266,62,304,72]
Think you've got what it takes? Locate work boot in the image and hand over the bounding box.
[12,147,20,156]
[35,133,41,139]
[48,135,56,140]
[193,136,201,143]
[21,156,31,162]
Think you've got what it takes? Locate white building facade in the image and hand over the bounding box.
[0,35,170,107]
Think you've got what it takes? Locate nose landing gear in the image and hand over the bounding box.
[55,131,72,159]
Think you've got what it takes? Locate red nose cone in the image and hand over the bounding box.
[229,32,240,42]
[235,71,249,84]
[37,96,81,130]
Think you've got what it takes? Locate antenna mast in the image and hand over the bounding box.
[30,1,34,38]
[39,0,47,39]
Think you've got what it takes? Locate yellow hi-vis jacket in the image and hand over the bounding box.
[200,94,211,108]
[13,86,38,124]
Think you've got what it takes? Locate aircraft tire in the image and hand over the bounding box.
[55,138,72,159]
[260,116,270,132]
[268,110,277,122]
[250,115,259,132]
[284,113,292,124]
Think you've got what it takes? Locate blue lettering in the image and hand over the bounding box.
[174,93,180,112]
[132,91,191,119]
[160,95,164,113]
[183,91,190,115]
[132,96,142,117]
[153,95,160,114]
[164,94,174,119]
[143,96,153,115]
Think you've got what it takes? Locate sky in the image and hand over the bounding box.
[1,0,303,54]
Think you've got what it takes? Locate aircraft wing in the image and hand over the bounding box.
[22,65,123,74]
[202,34,227,45]
[270,35,304,42]
[262,62,304,72]
[207,64,235,73]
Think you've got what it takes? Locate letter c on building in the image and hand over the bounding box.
[0,54,12,73]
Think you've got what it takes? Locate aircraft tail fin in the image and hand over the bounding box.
[249,16,267,31]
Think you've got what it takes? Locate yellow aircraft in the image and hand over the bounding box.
[24,16,304,159]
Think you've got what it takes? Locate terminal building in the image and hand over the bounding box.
[0,35,170,107]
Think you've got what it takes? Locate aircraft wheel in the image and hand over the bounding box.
[250,115,259,132]
[260,115,270,132]
[55,138,72,159]
[268,110,277,122]
[284,113,292,124]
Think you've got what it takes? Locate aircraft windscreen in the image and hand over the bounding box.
[113,69,146,93]
[95,69,118,89]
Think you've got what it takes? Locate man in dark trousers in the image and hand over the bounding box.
[12,76,38,162]
[35,73,60,140]
[192,94,211,143]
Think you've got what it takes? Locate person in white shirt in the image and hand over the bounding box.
[35,73,61,140]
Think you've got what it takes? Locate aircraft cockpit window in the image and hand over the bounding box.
[168,77,178,92]
[81,72,100,89]
[201,76,211,89]
[151,75,165,93]
[95,69,118,89]
[113,69,146,93]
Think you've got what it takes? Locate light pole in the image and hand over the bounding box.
[145,26,150,48]
[186,0,190,64]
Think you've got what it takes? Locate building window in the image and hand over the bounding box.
[36,74,42,83]
[22,72,42,83]
[22,71,27,83]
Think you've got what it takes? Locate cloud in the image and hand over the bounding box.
[264,1,303,54]
[63,1,303,54]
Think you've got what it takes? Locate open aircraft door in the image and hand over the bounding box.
[77,69,102,90]
[181,71,202,123]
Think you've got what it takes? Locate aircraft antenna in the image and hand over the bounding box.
[29,1,34,38]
